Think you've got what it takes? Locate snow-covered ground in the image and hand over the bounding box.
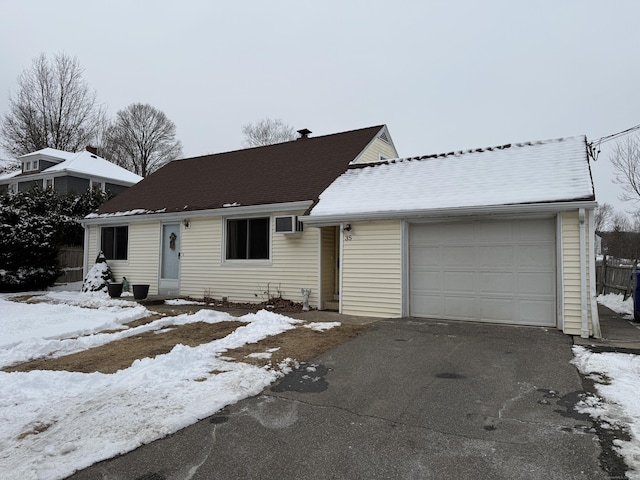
[572,293,640,479]
[2,286,640,479]
[0,285,332,480]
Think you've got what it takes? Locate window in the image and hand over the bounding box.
[101,226,128,260]
[91,180,105,191]
[226,217,269,260]
[44,178,54,190]
[23,161,38,172]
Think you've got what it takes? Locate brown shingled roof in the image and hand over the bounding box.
[97,125,384,215]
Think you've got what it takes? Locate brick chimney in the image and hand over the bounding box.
[86,145,98,156]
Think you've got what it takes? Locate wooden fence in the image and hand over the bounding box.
[596,257,637,298]
[57,245,84,283]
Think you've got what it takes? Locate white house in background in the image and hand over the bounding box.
[0,147,142,195]
[82,127,599,338]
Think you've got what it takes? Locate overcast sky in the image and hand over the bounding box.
[1,1,639,213]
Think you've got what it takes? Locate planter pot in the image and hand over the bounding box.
[107,283,123,298]
[133,284,150,300]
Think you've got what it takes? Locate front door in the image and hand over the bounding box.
[159,223,180,295]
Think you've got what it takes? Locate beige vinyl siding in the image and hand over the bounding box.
[352,137,399,164]
[341,220,402,317]
[86,222,161,293]
[180,213,320,306]
[560,210,594,336]
[86,225,99,266]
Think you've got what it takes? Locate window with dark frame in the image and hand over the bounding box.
[101,226,128,260]
[226,217,269,260]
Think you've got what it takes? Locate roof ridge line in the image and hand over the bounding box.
[347,135,587,170]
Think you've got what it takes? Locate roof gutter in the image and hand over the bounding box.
[300,200,598,226]
[80,200,314,226]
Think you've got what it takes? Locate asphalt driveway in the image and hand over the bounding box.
[68,317,610,480]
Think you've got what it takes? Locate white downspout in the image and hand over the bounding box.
[588,209,602,338]
[579,209,589,338]
[338,223,344,313]
[82,224,90,280]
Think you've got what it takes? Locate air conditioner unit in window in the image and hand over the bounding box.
[275,215,303,234]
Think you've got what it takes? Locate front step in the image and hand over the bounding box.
[323,300,339,311]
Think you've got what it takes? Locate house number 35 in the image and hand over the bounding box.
[344,235,353,241]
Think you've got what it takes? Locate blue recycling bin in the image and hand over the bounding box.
[633,270,640,322]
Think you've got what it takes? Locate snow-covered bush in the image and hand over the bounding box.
[82,252,114,293]
[0,186,112,292]
[0,191,60,291]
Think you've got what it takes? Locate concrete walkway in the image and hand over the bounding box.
[68,316,611,480]
[574,304,640,351]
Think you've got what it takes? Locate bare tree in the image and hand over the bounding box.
[611,211,631,232]
[102,103,182,177]
[241,118,297,147]
[611,133,640,203]
[0,53,104,156]
[594,203,614,232]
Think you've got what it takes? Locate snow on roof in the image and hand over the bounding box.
[309,136,594,217]
[19,147,76,161]
[46,151,143,184]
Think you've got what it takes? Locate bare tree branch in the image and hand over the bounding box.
[0,53,104,156]
[594,203,614,232]
[101,103,182,177]
[611,133,640,203]
[241,118,297,147]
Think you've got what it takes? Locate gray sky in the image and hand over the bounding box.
[1,0,639,213]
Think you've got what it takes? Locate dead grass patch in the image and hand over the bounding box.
[4,321,242,374]
[224,323,367,368]
[4,316,368,375]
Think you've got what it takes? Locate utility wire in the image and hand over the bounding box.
[588,123,640,161]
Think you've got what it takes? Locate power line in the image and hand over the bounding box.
[588,123,640,161]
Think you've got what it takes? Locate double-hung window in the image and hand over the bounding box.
[226,217,269,260]
[101,226,129,260]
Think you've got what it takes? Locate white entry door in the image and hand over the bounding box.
[159,224,180,295]
[409,218,556,326]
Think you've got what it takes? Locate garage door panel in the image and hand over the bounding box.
[410,218,556,326]
[478,245,514,266]
[518,273,555,296]
[479,298,515,322]
[410,271,442,291]
[519,300,556,325]
[411,294,443,318]
[478,221,514,242]
[444,296,476,319]
[411,246,442,266]
[442,246,476,266]
[443,271,476,293]
[516,245,556,268]
[518,218,556,240]
[478,272,517,294]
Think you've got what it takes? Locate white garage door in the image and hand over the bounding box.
[409,218,556,326]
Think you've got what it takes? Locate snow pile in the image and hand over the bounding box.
[573,346,640,478]
[0,291,328,480]
[598,293,634,318]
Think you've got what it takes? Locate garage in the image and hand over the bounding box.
[409,217,556,326]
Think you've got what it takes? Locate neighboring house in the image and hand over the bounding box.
[0,147,142,195]
[597,231,640,260]
[82,128,600,337]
